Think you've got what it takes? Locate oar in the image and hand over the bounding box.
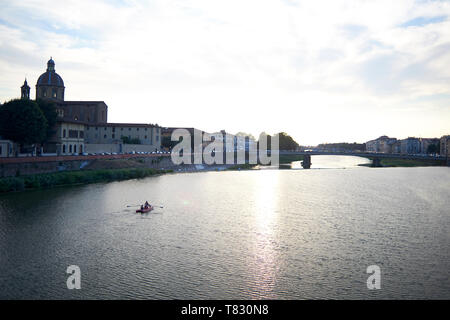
[127,204,164,208]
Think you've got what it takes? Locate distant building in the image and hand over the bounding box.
[366,136,397,153]
[440,135,450,158]
[400,137,421,154]
[391,140,401,154]
[85,123,160,147]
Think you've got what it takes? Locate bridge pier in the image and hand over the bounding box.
[301,155,312,169]
[371,158,382,167]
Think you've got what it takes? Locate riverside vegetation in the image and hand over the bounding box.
[0,168,172,193]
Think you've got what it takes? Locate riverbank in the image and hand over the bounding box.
[1,155,445,193]
[359,158,445,167]
[0,167,173,193]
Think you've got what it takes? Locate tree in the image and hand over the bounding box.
[121,136,141,144]
[36,99,58,142]
[0,99,47,146]
[161,135,177,149]
[426,143,439,154]
[275,132,300,150]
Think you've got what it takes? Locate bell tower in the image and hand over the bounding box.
[21,79,30,99]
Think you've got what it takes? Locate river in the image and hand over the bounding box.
[0,156,449,299]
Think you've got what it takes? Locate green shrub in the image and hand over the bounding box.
[0,167,170,193]
[0,177,25,192]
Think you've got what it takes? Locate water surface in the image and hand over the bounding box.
[0,157,449,299]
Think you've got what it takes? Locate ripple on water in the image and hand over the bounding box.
[0,166,449,299]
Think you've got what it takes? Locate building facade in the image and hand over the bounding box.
[2,57,161,156]
[366,136,397,153]
[56,121,86,155]
[440,135,450,158]
[400,137,421,154]
[85,123,160,147]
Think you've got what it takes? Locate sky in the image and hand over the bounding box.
[0,0,449,145]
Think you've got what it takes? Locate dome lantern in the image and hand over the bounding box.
[47,57,55,72]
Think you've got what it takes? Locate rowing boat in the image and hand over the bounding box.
[136,206,154,213]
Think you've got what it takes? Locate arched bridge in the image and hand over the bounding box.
[279,151,448,168]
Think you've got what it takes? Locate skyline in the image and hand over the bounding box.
[1,0,450,145]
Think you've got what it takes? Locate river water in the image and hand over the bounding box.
[0,156,449,299]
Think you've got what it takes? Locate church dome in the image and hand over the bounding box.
[36,57,64,87]
[37,71,64,87]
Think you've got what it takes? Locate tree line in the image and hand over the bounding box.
[0,99,58,150]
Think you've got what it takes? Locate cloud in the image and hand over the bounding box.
[400,15,447,28]
[0,0,449,144]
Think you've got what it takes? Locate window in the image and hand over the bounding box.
[63,129,66,138]
[112,127,115,132]
[63,145,66,153]
[80,145,83,153]
[104,134,107,139]
[74,145,77,153]
[42,89,47,97]
[0,146,2,155]
[95,127,98,130]
[112,134,115,139]
[156,135,159,141]
[144,136,147,139]
[121,128,123,131]
[145,128,147,131]
[79,131,84,138]
[69,145,72,153]
[69,130,78,138]
[52,89,57,98]
[74,116,78,121]
[129,128,131,131]
[104,127,107,130]
[87,127,90,130]
[137,128,139,131]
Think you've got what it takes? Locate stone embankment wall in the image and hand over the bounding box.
[0,154,234,178]
[0,155,171,178]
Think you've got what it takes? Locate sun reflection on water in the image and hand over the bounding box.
[247,170,280,298]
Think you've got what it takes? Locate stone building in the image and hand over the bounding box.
[3,58,161,156]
